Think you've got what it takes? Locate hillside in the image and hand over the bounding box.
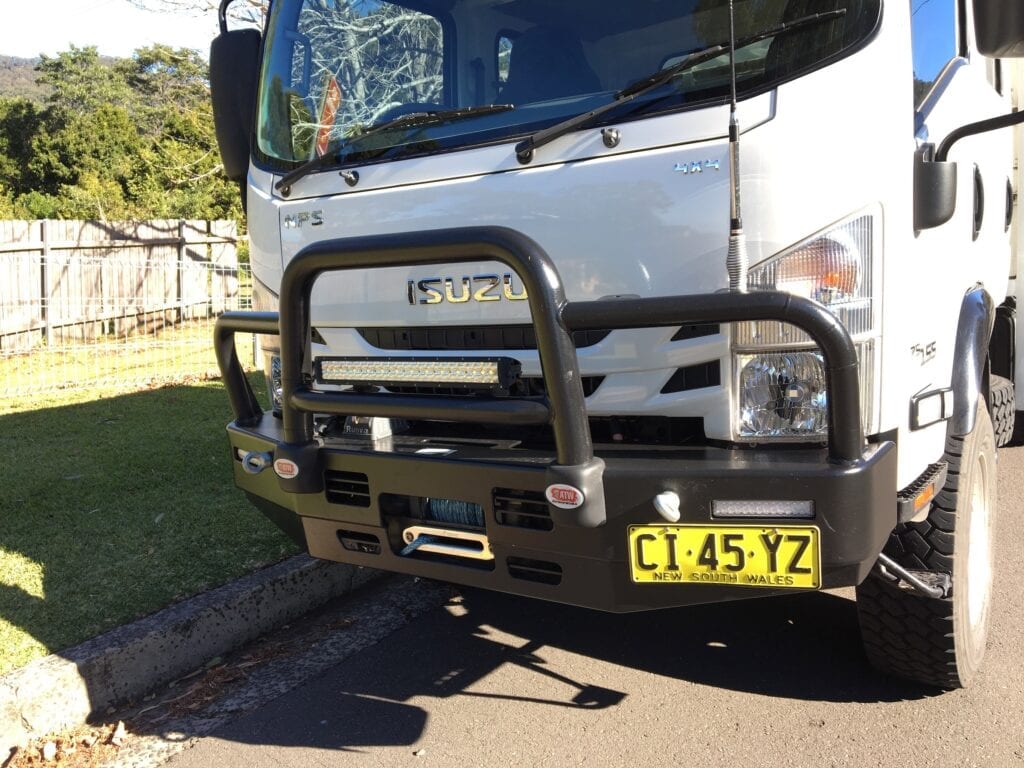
[0,56,51,103]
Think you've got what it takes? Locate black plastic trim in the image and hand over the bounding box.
[949,286,995,436]
[910,387,954,431]
[914,144,957,232]
[972,164,985,240]
[660,361,721,394]
[990,301,1015,382]
[670,323,720,342]
[357,324,610,351]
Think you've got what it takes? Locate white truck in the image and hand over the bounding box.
[209,0,1024,688]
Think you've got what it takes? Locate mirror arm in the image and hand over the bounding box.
[218,0,234,34]
[937,110,1024,162]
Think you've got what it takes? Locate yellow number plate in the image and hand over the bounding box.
[628,525,820,589]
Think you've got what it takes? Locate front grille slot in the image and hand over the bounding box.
[385,376,604,398]
[358,325,610,351]
[337,529,380,555]
[494,488,552,531]
[325,470,371,507]
[660,361,721,394]
[507,556,563,585]
[671,323,720,341]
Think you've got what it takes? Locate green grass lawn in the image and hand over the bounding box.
[0,375,300,674]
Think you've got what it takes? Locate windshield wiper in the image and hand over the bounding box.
[514,9,846,163]
[276,103,515,195]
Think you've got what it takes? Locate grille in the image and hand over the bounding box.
[671,323,721,341]
[358,325,610,351]
[337,529,381,555]
[660,361,721,394]
[385,376,604,398]
[507,556,563,585]
[494,488,552,531]
[325,470,371,507]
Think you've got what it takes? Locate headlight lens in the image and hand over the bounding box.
[737,351,828,438]
[733,212,879,440]
[267,353,283,413]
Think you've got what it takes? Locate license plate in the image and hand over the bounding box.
[627,524,820,589]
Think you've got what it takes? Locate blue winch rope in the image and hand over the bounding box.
[400,533,442,557]
[425,498,485,528]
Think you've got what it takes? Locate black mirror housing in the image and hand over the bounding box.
[973,0,1024,57]
[914,145,958,232]
[210,29,262,183]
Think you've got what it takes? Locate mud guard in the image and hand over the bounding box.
[949,285,995,437]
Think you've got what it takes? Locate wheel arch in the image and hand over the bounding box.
[950,285,995,437]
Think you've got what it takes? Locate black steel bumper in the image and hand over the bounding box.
[216,226,896,612]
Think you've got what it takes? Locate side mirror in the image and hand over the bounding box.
[973,0,1024,57]
[914,145,957,232]
[210,28,262,182]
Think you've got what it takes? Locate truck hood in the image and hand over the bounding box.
[264,92,776,327]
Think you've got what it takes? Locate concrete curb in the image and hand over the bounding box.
[0,555,381,757]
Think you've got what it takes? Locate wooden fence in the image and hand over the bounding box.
[0,219,241,352]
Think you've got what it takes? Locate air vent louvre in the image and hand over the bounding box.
[660,361,721,394]
[670,323,720,341]
[507,556,563,585]
[385,376,603,398]
[359,325,610,351]
[325,470,371,507]
[494,488,552,531]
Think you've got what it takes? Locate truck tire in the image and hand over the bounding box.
[856,400,996,688]
[989,374,1015,447]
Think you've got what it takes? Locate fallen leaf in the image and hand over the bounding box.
[109,721,128,747]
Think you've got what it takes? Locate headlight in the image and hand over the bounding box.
[267,353,283,414]
[733,212,879,441]
[737,351,828,437]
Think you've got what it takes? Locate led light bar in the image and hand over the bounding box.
[315,356,521,391]
[712,500,815,519]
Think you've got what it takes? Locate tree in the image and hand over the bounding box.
[0,98,42,190]
[0,43,242,221]
[125,0,265,28]
[36,46,131,117]
[123,45,242,218]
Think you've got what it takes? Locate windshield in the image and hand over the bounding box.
[256,0,880,170]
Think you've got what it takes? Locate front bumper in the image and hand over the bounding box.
[216,226,896,612]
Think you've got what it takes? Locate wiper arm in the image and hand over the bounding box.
[514,9,846,163]
[276,103,514,195]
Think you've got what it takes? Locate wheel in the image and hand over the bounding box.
[989,374,1015,447]
[856,399,997,688]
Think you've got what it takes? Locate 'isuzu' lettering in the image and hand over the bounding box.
[407,274,528,305]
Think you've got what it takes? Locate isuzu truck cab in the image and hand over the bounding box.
[209,0,1024,688]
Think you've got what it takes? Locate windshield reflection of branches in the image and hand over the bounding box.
[292,0,444,156]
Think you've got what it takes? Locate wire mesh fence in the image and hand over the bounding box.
[0,219,254,401]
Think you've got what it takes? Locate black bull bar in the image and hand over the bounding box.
[215,226,865,529]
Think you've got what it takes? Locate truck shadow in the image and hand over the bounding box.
[452,586,935,703]
[167,580,937,756]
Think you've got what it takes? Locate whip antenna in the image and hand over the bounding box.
[725,0,748,292]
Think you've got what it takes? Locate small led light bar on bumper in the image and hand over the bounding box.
[214,226,896,612]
